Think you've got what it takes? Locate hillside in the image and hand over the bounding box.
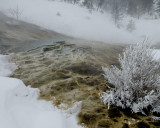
[1,10,160,128]
[0,12,72,53]
[1,0,160,44]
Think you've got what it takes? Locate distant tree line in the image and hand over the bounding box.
[60,0,160,19]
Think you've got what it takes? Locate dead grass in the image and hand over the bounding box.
[12,41,160,128]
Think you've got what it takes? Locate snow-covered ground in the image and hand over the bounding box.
[0,0,160,44]
[0,54,17,76]
[0,54,83,128]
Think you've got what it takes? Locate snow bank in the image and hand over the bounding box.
[153,49,160,61]
[1,0,160,44]
[0,54,17,76]
[0,76,83,128]
[0,54,83,128]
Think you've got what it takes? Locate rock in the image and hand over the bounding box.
[97,119,112,128]
[136,122,150,128]
[122,123,129,128]
[78,112,98,125]
[108,107,122,118]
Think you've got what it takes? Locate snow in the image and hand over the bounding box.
[0,54,83,128]
[153,49,160,61]
[0,54,17,76]
[0,0,160,44]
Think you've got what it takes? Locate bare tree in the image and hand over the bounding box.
[8,5,23,20]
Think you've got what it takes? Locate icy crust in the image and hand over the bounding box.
[0,54,17,76]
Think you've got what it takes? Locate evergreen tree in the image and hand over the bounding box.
[82,0,94,10]
[111,0,123,28]
[97,0,104,11]
[153,0,160,18]
[127,19,136,32]
[61,0,155,18]
[157,0,160,15]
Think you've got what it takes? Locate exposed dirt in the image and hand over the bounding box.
[11,41,160,128]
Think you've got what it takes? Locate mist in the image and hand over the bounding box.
[0,0,160,44]
[1,1,160,128]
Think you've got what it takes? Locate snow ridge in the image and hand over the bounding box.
[0,54,83,128]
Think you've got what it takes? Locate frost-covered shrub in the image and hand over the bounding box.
[102,42,160,114]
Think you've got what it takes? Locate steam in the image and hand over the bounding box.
[0,0,160,44]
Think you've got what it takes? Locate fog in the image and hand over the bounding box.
[0,0,160,44]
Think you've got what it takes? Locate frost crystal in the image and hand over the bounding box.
[102,42,160,113]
